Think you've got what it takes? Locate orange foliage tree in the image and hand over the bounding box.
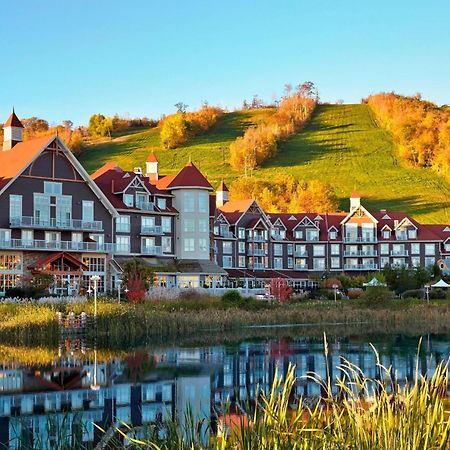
[270,278,293,302]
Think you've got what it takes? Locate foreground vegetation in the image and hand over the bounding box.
[2,296,450,347]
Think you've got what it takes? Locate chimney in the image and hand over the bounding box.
[3,109,24,151]
[350,190,361,211]
[133,167,142,176]
[216,180,230,207]
[146,152,159,181]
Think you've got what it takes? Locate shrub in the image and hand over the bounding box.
[222,290,242,303]
[401,289,424,299]
[347,289,363,299]
[361,286,394,305]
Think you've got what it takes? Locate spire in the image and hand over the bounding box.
[216,179,230,207]
[146,151,158,163]
[4,109,24,129]
[3,109,24,151]
[217,179,229,192]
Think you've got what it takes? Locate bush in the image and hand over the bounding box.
[222,290,242,303]
[361,286,394,305]
[430,289,446,299]
[401,289,424,299]
[347,289,363,299]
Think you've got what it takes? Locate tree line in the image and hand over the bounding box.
[159,103,223,149]
[366,93,450,180]
[229,82,318,171]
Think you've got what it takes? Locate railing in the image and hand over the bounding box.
[344,236,377,243]
[141,245,163,256]
[136,201,155,211]
[295,264,308,270]
[0,239,113,252]
[248,263,266,270]
[344,250,378,257]
[294,250,308,257]
[395,233,408,241]
[391,250,409,256]
[248,248,266,256]
[10,216,103,231]
[218,231,234,238]
[248,235,266,242]
[271,233,285,241]
[141,225,163,235]
[344,263,379,271]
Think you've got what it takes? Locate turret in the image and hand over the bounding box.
[146,152,158,181]
[216,180,229,207]
[350,190,361,211]
[3,109,24,151]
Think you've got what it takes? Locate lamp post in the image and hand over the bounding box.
[116,279,122,303]
[332,284,338,303]
[425,285,430,304]
[90,275,101,318]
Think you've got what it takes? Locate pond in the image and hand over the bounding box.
[0,331,448,448]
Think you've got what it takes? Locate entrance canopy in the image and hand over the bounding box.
[28,252,88,274]
[430,279,450,288]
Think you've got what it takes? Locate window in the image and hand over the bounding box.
[380,257,390,268]
[238,256,246,267]
[238,228,245,239]
[157,198,167,209]
[21,230,33,244]
[223,242,233,254]
[183,192,195,212]
[184,238,195,252]
[135,192,148,207]
[162,217,172,233]
[295,244,307,256]
[411,243,420,255]
[199,219,209,233]
[425,243,435,256]
[0,229,11,244]
[380,244,389,255]
[56,196,72,225]
[223,256,233,268]
[274,244,283,256]
[183,219,195,232]
[89,234,104,245]
[198,238,208,252]
[0,254,22,271]
[116,236,130,253]
[408,229,417,239]
[71,232,82,242]
[9,195,22,220]
[274,257,283,269]
[288,257,293,269]
[142,237,155,253]
[238,242,245,254]
[425,257,435,267]
[329,230,337,240]
[44,181,62,195]
[313,258,325,270]
[199,192,209,213]
[45,231,61,242]
[331,244,340,255]
[383,230,390,239]
[141,216,155,232]
[116,216,130,233]
[411,257,421,267]
[313,245,325,257]
[331,257,340,269]
[82,201,94,223]
[306,229,319,241]
[287,244,293,255]
[34,193,50,225]
[294,230,303,239]
[123,194,134,207]
[162,236,172,253]
[82,257,105,272]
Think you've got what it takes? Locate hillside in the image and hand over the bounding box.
[78,104,450,224]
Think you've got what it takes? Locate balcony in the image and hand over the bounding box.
[391,250,409,257]
[141,245,163,256]
[248,263,265,270]
[271,233,285,241]
[0,239,113,253]
[295,264,308,270]
[217,231,234,238]
[294,250,308,257]
[10,216,103,231]
[248,235,266,242]
[344,263,379,271]
[136,201,155,211]
[248,248,266,256]
[344,250,378,257]
[344,236,377,243]
[141,225,163,235]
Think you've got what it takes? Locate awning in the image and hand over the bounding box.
[363,278,387,287]
[431,279,450,288]
[27,252,88,272]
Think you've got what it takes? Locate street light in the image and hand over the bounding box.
[90,275,101,318]
[425,285,430,304]
[332,284,338,303]
[116,279,124,303]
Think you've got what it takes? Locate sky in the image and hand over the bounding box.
[0,0,449,125]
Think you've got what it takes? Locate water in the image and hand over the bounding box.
[0,332,448,448]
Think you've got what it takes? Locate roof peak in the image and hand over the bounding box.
[350,190,361,198]
[217,180,229,192]
[4,109,24,129]
[146,152,158,163]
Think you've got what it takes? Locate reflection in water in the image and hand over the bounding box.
[0,334,447,448]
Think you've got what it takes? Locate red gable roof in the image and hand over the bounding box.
[165,161,212,190]
[217,180,229,192]
[146,152,158,162]
[4,110,24,128]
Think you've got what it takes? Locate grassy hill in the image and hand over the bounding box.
[78,104,450,224]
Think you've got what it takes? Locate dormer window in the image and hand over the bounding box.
[136,193,148,207]
[123,194,133,207]
[383,230,390,239]
[408,229,417,239]
[306,229,319,241]
[157,198,167,209]
[329,230,337,240]
[294,230,303,239]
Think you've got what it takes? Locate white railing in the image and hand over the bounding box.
[248,235,266,242]
[141,225,163,235]
[344,250,378,257]
[271,233,285,241]
[248,249,266,256]
[344,236,377,243]
[141,246,163,256]
[10,216,103,231]
[344,263,379,271]
[0,239,113,252]
[136,201,155,211]
[391,250,409,256]
[219,231,234,238]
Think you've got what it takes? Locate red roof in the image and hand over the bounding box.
[147,152,158,163]
[4,110,24,128]
[164,161,212,190]
[351,190,361,198]
[28,252,88,271]
[217,180,229,192]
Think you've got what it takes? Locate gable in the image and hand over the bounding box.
[395,217,417,230]
[293,216,317,230]
[216,213,229,224]
[272,218,287,229]
[340,205,378,225]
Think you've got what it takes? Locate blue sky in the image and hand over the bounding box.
[0,0,448,125]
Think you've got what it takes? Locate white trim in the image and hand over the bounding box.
[395,217,417,230]
[272,218,287,229]
[293,216,317,230]
[340,205,379,225]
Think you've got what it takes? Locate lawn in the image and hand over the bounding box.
[78,104,450,223]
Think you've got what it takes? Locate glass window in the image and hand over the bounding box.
[135,192,148,207]
[287,257,293,269]
[274,244,283,256]
[183,192,195,213]
[411,257,420,267]
[331,257,340,269]
[162,217,171,232]
[223,256,232,268]
[238,242,245,254]
[72,232,82,242]
[116,216,130,232]
[199,219,209,233]
[184,238,195,252]
[0,230,11,244]
[123,194,134,207]
[380,256,390,268]
[44,181,62,195]
[329,230,337,240]
[313,258,325,270]
[274,257,283,269]
[82,201,94,222]
[425,257,435,267]
[408,229,417,239]
[331,244,340,255]
[82,257,106,272]
[383,230,390,239]
[198,238,208,252]
[34,193,50,225]
[45,231,61,242]
[0,254,22,271]
[380,244,389,255]
[287,244,293,255]
[223,242,233,254]
[306,229,319,241]
[22,230,33,243]
[411,243,420,255]
[162,236,172,253]
[89,234,104,245]
[183,219,195,232]
[425,244,435,256]
[313,245,325,256]
[199,192,209,213]
[116,235,130,253]
[238,228,245,239]
[157,198,167,209]
[9,195,22,220]
[56,196,72,224]
[238,256,246,267]
[294,230,303,239]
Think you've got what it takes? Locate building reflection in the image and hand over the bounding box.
[0,336,447,448]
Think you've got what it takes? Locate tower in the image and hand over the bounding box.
[350,190,361,211]
[146,152,158,181]
[3,109,24,151]
[216,180,229,207]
